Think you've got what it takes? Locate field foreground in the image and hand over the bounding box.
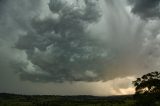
[0,93,137,106]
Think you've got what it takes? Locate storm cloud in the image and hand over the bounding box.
[13,0,142,82]
[129,0,160,19]
[0,0,160,87]
[15,0,110,82]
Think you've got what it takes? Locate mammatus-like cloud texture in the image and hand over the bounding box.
[14,0,145,82]
[16,0,111,82]
[1,0,160,83]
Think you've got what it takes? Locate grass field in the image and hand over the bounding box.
[1,93,160,106]
[0,93,136,106]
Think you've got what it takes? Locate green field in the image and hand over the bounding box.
[0,93,160,106]
[0,93,136,106]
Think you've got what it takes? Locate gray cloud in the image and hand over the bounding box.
[0,0,44,82]
[129,0,160,19]
[4,0,148,83]
[1,0,160,85]
[14,0,145,83]
[16,0,110,82]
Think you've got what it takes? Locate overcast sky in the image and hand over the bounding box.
[0,0,160,96]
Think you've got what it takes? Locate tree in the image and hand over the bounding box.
[133,71,160,106]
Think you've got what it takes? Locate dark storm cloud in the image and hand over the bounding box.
[13,0,148,83]
[0,0,6,7]
[15,0,111,82]
[1,0,160,84]
[129,0,160,19]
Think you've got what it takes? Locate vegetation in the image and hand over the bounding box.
[133,71,160,106]
[0,93,135,106]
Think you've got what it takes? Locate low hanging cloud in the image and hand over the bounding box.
[15,0,145,82]
[1,0,160,84]
[15,0,111,82]
[129,0,160,19]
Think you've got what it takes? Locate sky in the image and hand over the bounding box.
[0,0,160,96]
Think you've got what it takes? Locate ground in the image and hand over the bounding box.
[0,93,159,106]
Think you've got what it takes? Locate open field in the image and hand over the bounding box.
[1,93,160,106]
[0,93,136,106]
